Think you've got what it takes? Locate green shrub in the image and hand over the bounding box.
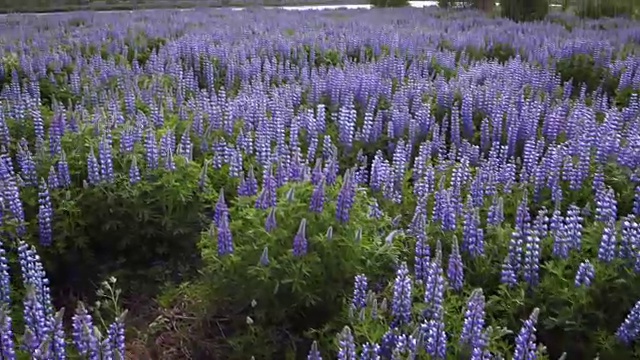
[164,180,402,359]
[26,156,215,301]
[0,107,222,304]
[501,0,549,22]
[369,0,409,8]
[555,53,620,97]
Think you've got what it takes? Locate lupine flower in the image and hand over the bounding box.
[487,196,504,226]
[309,178,325,213]
[360,342,380,360]
[325,158,339,187]
[0,158,25,235]
[144,128,159,170]
[129,157,141,185]
[265,207,277,232]
[164,146,176,172]
[422,315,447,359]
[239,168,259,197]
[597,220,617,262]
[391,262,412,327]
[261,166,278,209]
[351,274,368,311]
[391,333,417,359]
[619,217,639,262]
[0,242,10,305]
[51,309,66,360]
[523,235,541,287]
[214,190,229,227]
[256,167,277,210]
[513,308,540,360]
[424,260,445,320]
[311,159,324,186]
[216,216,234,256]
[198,160,209,190]
[463,202,484,258]
[57,151,71,188]
[48,165,60,190]
[337,326,357,360]
[379,329,397,359]
[595,187,617,223]
[307,340,322,360]
[17,140,37,187]
[0,306,15,360]
[259,246,270,266]
[370,297,379,320]
[103,312,126,360]
[447,237,464,291]
[460,289,486,350]
[415,235,430,284]
[616,299,640,344]
[409,202,427,239]
[575,260,595,288]
[326,226,333,241]
[565,205,584,252]
[87,147,100,185]
[98,137,114,183]
[293,218,308,257]
[286,188,296,203]
[336,170,356,223]
[71,302,100,359]
[500,255,518,287]
[38,179,53,246]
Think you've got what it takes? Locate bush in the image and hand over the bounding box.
[162,180,402,359]
[369,0,409,8]
[555,53,620,97]
[0,104,220,304]
[501,0,549,21]
[33,158,213,298]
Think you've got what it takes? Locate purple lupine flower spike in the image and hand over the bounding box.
[513,308,540,360]
[293,218,308,257]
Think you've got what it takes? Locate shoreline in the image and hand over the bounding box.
[0,0,374,14]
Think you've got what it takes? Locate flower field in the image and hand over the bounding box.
[1,7,640,360]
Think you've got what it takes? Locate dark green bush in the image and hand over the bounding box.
[27,156,214,300]
[501,0,549,22]
[369,0,409,8]
[162,180,402,359]
[0,107,220,304]
[556,53,620,97]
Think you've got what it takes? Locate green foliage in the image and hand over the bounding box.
[167,181,401,359]
[438,0,455,8]
[345,162,640,359]
[0,100,218,303]
[124,36,167,67]
[369,0,409,8]
[29,158,213,299]
[555,53,620,98]
[576,0,639,19]
[501,0,549,22]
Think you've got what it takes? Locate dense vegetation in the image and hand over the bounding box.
[0,6,640,360]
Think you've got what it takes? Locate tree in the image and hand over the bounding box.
[577,0,639,19]
[475,0,494,13]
